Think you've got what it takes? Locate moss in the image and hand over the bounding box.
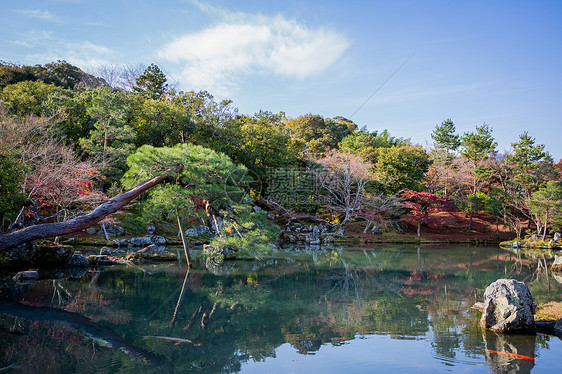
[535,302,562,321]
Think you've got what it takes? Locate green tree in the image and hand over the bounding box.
[431,119,460,153]
[79,87,136,187]
[527,181,562,240]
[339,128,409,163]
[0,154,26,226]
[286,114,356,154]
[459,124,497,230]
[223,113,299,191]
[507,132,556,199]
[133,64,168,100]
[372,145,432,194]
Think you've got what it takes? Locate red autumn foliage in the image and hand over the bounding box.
[400,190,457,236]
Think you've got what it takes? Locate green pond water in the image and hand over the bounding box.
[1,244,561,373]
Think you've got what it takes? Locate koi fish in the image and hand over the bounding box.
[487,350,535,361]
[144,335,200,346]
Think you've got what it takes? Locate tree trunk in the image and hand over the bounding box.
[0,166,183,251]
[417,219,421,237]
[176,208,192,268]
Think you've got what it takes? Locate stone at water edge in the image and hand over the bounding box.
[67,253,89,267]
[480,279,536,333]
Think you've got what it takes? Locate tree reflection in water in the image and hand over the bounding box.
[0,244,560,373]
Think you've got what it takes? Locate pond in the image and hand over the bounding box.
[1,245,561,373]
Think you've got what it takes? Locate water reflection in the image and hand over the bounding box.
[0,245,561,373]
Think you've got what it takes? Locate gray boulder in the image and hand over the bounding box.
[129,235,166,247]
[554,232,561,240]
[480,279,536,333]
[67,253,89,267]
[184,227,200,237]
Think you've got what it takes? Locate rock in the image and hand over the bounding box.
[551,255,562,272]
[99,247,112,255]
[203,244,233,257]
[126,244,176,261]
[184,227,200,237]
[305,225,321,245]
[97,222,125,237]
[289,235,296,242]
[67,253,89,267]
[512,241,520,248]
[146,225,156,234]
[323,236,334,245]
[554,232,561,240]
[267,244,278,250]
[129,235,166,247]
[129,236,152,247]
[87,255,116,266]
[86,227,97,235]
[253,206,262,212]
[152,235,166,246]
[480,279,536,333]
[0,243,74,267]
[12,270,39,282]
[554,319,562,335]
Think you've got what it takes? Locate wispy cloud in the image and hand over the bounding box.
[157,10,350,95]
[12,9,60,22]
[12,30,54,48]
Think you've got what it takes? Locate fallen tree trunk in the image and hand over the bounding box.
[0,166,183,251]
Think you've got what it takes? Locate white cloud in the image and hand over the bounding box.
[13,9,60,22]
[157,13,350,95]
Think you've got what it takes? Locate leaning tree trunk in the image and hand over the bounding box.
[0,166,183,251]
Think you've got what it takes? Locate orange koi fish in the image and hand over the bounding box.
[487,350,535,361]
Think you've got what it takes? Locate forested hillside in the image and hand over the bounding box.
[1,61,561,254]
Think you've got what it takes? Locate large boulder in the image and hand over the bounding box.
[480,279,536,333]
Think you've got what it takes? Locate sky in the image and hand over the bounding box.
[2,0,562,160]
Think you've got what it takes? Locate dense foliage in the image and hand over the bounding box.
[1,60,561,242]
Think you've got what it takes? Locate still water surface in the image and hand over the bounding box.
[1,245,561,373]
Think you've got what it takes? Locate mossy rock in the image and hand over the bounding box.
[0,242,74,268]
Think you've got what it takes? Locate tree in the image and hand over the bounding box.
[222,113,298,191]
[133,64,168,100]
[372,145,432,194]
[431,119,460,153]
[122,144,274,261]
[315,152,372,235]
[339,128,409,164]
[286,114,356,154]
[0,154,25,226]
[400,190,457,237]
[507,132,555,197]
[0,166,180,250]
[0,107,102,226]
[527,181,562,240]
[459,124,497,230]
[79,87,136,187]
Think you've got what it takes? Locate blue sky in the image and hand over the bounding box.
[2,0,562,160]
